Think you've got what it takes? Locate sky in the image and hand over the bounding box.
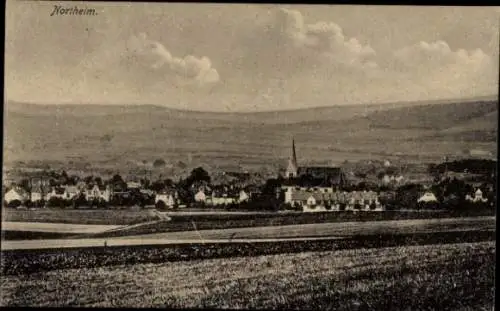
[5,2,500,112]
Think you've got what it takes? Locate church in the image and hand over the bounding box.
[281,139,383,212]
[284,139,347,187]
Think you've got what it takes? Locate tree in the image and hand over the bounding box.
[47,197,68,208]
[150,180,165,192]
[94,177,103,187]
[72,193,88,208]
[111,174,125,185]
[34,199,46,208]
[110,174,126,191]
[188,167,211,184]
[7,200,22,208]
[69,175,80,185]
[155,200,167,210]
[60,170,69,185]
[84,175,94,184]
[20,179,30,192]
[262,178,281,195]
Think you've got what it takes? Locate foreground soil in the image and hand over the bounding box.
[0,241,494,309]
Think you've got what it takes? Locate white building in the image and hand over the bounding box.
[45,187,66,201]
[155,192,177,208]
[417,192,438,203]
[466,189,488,203]
[126,181,142,189]
[4,187,29,204]
[85,185,112,202]
[30,185,47,202]
[63,186,80,200]
[284,187,381,211]
[239,190,250,203]
[194,190,206,202]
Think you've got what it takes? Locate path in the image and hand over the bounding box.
[1,216,494,251]
[1,222,122,234]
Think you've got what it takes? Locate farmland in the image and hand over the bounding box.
[0,241,494,309]
[2,207,494,229]
[1,227,494,274]
[2,208,163,225]
[86,210,495,238]
[1,216,494,250]
[103,216,496,241]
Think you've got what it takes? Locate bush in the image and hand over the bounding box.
[33,199,46,208]
[155,201,167,210]
[7,200,22,208]
[46,197,70,208]
[72,194,88,208]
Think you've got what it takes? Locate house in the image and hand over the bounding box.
[63,186,80,200]
[303,204,328,213]
[126,181,142,190]
[355,190,380,209]
[283,186,336,207]
[140,189,155,196]
[209,196,236,206]
[46,187,66,201]
[417,191,438,203]
[466,188,488,203]
[382,175,393,184]
[85,185,112,202]
[76,181,88,191]
[30,185,48,202]
[395,175,404,183]
[283,187,381,211]
[238,190,250,203]
[155,190,178,208]
[194,190,206,202]
[4,187,29,204]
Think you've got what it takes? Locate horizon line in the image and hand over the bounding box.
[5,94,498,114]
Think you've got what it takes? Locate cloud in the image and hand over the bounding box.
[274,8,377,69]
[125,33,220,86]
[393,40,490,71]
[388,40,497,99]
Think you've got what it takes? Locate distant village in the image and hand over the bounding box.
[3,140,496,212]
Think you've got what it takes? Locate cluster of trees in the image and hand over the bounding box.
[384,177,496,211]
[429,159,496,176]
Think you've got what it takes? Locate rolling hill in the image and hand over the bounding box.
[3,97,498,177]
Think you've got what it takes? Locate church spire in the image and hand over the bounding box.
[286,138,298,178]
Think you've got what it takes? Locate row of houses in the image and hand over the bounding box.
[4,184,113,205]
[282,186,383,211]
[281,185,489,212]
[4,182,256,209]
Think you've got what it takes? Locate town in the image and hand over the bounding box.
[3,140,496,213]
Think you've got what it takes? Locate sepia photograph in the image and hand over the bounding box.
[1,1,498,309]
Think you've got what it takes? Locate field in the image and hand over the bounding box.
[103,216,495,242]
[2,207,494,226]
[86,209,495,239]
[2,209,495,242]
[2,209,163,225]
[1,216,494,251]
[0,241,494,309]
